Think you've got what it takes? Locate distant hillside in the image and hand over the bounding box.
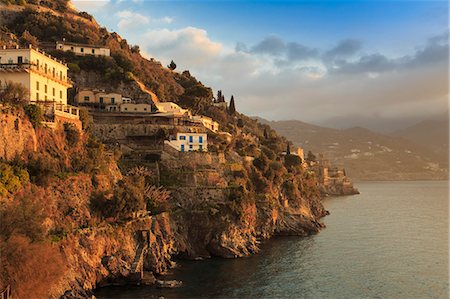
[256,118,448,181]
[391,119,449,164]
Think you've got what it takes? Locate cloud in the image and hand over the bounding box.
[141,27,223,68]
[251,35,286,55]
[116,10,150,30]
[126,27,447,131]
[154,16,174,24]
[323,39,363,61]
[72,0,110,11]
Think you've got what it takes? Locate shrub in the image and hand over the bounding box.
[64,122,80,146]
[0,82,29,105]
[284,154,302,169]
[23,104,43,128]
[0,162,29,196]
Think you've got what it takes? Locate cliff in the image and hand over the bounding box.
[0,107,328,298]
[0,2,348,298]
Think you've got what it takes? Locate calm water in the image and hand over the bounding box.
[97,181,449,299]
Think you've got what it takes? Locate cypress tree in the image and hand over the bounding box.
[263,128,268,139]
[286,143,291,155]
[229,95,236,115]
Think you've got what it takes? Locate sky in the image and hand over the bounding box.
[72,0,449,132]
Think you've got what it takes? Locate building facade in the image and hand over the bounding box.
[0,45,72,104]
[56,41,110,57]
[155,102,190,117]
[119,103,152,113]
[166,132,208,152]
[75,89,122,106]
[192,115,219,132]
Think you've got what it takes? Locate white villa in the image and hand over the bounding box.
[56,41,110,57]
[0,45,80,128]
[192,115,219,133]
[155,102,190,117]
[75,89,122,106]
[119,103,152,113]
[0,45,72,103]
[166,132,207,152]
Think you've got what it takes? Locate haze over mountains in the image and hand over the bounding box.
[257,117,448,181]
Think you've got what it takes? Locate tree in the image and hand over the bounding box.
[19,30,38,47]
[167,60,177,70]
[23,104,43,128]
[228,95,236,115]
[130,45,140,54]
[216,90,225,103]
[237,118,244,128]
[0,82,29,105]
[306,150,317,162]
[263,128,269,139]
[286,143,291,155]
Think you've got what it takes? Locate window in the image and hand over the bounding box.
[45,95,47,101]
[36,81,39,90]
[52,68,55,77]
[44,85,47,93]
[70,47,74,51]
[111,98,115,104]
[199,145,203,151]
[144,108,147,111]
[60,90,62,99]
[52,88,55,96]
[124,108,128,111]
[189,144,193,150]
[181,144,185,152]
[17,56,23,64]
[134,108,137,111]
[179,135,186,140]
[60,71,62,80]
[84,96,90,102]
[99,97,104,104]
[36,59,39,69]
[189,136,193,143]
[199,136,203,144]
[92,49,95,54]
[81,48,84,53]
[44,63,47,74]
[36,93,39,101]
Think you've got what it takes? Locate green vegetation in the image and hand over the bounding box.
[63,123,80,146]
[0,82,29,105]
[0,162,29,196]
[23,104,43,127]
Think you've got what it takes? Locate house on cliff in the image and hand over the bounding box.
[0,45,81,130]
[56,41,110,57]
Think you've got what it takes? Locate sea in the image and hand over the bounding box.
[96,181,449,299]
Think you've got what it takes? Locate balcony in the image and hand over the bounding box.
[0,62,73,87]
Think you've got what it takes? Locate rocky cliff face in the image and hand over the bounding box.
[0,105,37,161]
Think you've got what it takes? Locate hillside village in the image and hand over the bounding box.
[0,41,356,195]
[0,1,358,298]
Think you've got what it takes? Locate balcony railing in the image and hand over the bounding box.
[0,62,72,86]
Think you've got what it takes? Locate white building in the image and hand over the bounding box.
[0,45,71,103]
[155,102,190,117]
[192,115,219,132]
[56,41,110,57]
[166,132,207,152]
[119,103,152,113]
